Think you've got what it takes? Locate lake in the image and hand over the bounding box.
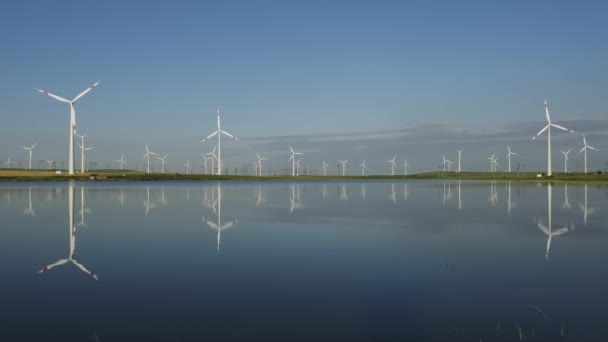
[0,180,606,341]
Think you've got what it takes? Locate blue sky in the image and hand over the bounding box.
[1,1,607,173]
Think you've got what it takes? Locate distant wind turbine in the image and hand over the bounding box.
[23,144,36,170]
[201,109,239,176]
[6,157,14,168]
[338,160,349,176]
[116,154,127,170]
[184,160,191,174]
[256,153,268,176]
[579,134,598,173]
[387,156,397,176]
[488,154,495,172]
[288,145,303,177]
[457,148,463,172]
[204,146,218,175]
[359,160,367,176]
[322,161,329,176]
[45,160,55,170]
[37,81,100,175]
[532,99,574,176]
[446,159,454,172]
[156,155,168,174]
[561,149,571,173]
[76,133,89,173]
[506,145,517,172]
[142,145,157,174]
[403,160,411,176]
[201,154,211,174]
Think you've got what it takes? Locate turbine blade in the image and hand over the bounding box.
[37,89,70,103]
[220,130,237,139]
[203,130,219,141]
[589,146,599,151]
[579,147,586,154]
[72,81,100,102]
[533,124,550,139]
[551,123,573,132]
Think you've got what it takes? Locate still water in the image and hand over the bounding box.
[0,180,606,341]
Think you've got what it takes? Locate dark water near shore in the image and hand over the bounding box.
[0,180,606,341]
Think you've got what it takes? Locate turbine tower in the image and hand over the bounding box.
[37,81,100,175]
[387,156,397,176]
[506,145,517,172]
[322,161,329,176]
[579,134,598,173]
[359,160,367,176]
[532,99,574,176]
[457,148,463,172]
[201,109,239,176]
[116,154,127,170]
[338,160,349,176]
[142,145,156,174]
[23,144,36,169]
[288,145,303,177]
[561,149,571,173]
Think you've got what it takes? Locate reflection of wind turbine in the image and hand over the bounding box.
[256,185,265,207]
[360,183,366,200]
[562,183,571,209]
[203,183,237,251]
[201,109,239,176]
[288,145,303,177]
[579,134,598,174]
[488,181,498,206]
[506,145,517,172]
[506,181,516,214]
[338,160,349,176]
[322,161,329,176]
[142,145,157,174]
[537,184,574,260]
[24,187,36,216]
[387,156,397,176]
[143,186,156,216]
[403,183,409,201]
[38,182,97,280]
[532,99,574,176]
[78,186,92,227]
[457,180,462,210]
[116,154,127,170]
[37,81,100,175]
[289,184,302,214]
[580,184,595,225]
[340,183,349,201]
[23,144,36,170]
[561,149,571,173]
[389,183,397,204]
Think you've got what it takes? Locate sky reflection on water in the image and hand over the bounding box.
[0,180,606,341]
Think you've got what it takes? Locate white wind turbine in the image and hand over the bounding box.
[446,159,454,172]
[403,160,411,176]
[6,157,14,168]
[256,153,268,176]
[322,161,329,176]
[457,148,463,172]
[205,146,218,175]
[506,145,517,172]
[441,155,447,172]
[579,134,598,174]
[359,160,367,176]
[201,154,211,174]
[338,160,349,176]
[116,154,127,170]
[184,160,191,174]
[156,155,168,174]
[77,143,93,173]
[532,99,574,176]
[38,182,97,280]
[561,149,571,173]
[37,81,100,175]
[201,109,239,176]
[387,156,397,176]
[142,145,156,174]
[491,156,499,172]
[288,145,303,177]
[23,144,36,169]
[295,159,302,176]
[45,160,55,170]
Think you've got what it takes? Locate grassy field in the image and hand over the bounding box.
[0,169,607,184]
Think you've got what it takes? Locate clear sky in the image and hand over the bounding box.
[1,1,607,174]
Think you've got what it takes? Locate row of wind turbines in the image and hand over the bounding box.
[31,82,601,176]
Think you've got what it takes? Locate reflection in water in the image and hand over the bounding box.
[562,183,571,209]
[289,184,302,214]
[403,183,409,201]
[24,187,35,216]
[38,182,98,280]
[256,184,265,207]
[159,187,167,205]
[580,184,595,225]
[506,181,516,214]
[537,184,574,260]
[78,186,92,227]
[442,182,452,206]
[144,186,156,216]
[203,183,237,251]
[322,183,327,200]
[360,183,366,200]
[340,183,348,201]
[389,183,396,204]
[488,181,498,207]
[456,180,462,210]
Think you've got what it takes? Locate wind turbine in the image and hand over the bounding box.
[506,145,517,172]
[256,153,268,176]
[295,159,302,176]
[403,160,411,176]
[491,156,499,173]
[45,160,55,170]
[6,157,14,168]
[37,81,100,175]
[532,99,575,176]
[441,155,447,173]
[203,183,237,251]
[201,109,239,176]
[387,156,397,176]
[457,148,463,172]
[322,161,329,176]
[288,145,303,177]
[77,143,93,172]
[38,182,97,279]
[338,160,349,176]
[561,149,571,173]
[488,154,496,172]
[116,154,127,170]
[201,154,211,174]
[359,160,367,176]
[184,160,191,174]
[156,155,168,174]
[579,134,598,173]
[204,146,218,175]
[142,145,156,174]
[537,184,574,260]
[446,159,454,172]
[23,144,36,169]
